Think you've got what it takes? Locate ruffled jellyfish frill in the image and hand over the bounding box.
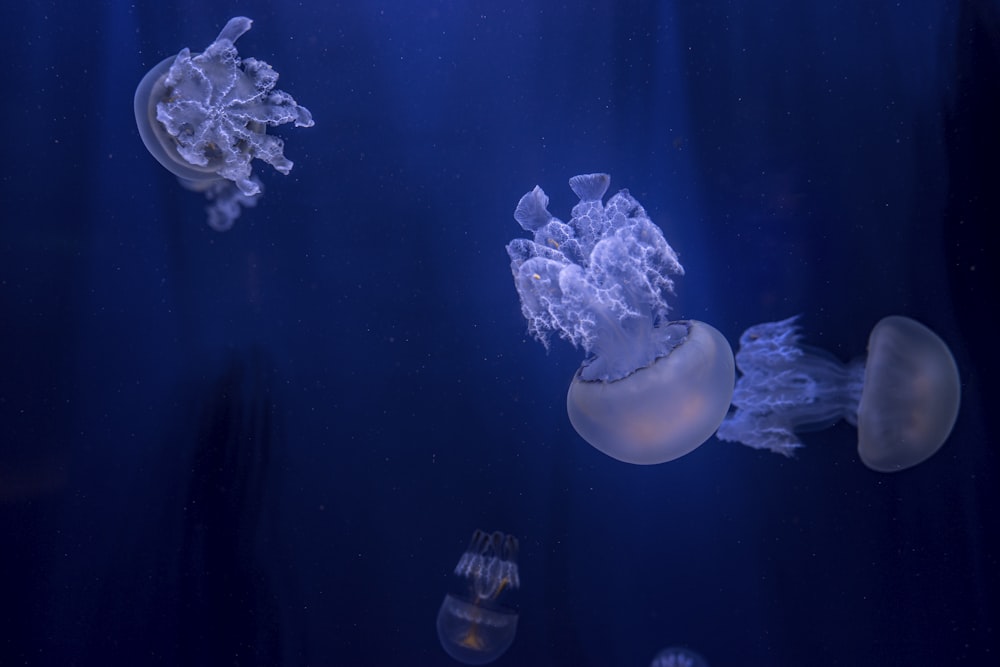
[716,315,960,472]
[506,173,735,465]
[134,17,314,230]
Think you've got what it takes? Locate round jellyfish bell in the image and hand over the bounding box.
[857,315,961,472]
[506,174,735,465]
[716,314,960,472]
[436,594,518,666]
[567,320,735,465]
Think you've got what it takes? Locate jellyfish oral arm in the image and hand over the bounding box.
[215,15,252,43]
[156,24,315,196]
[715,316,864,456]
[507,175,683,382]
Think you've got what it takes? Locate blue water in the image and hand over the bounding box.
[1,1,997,666]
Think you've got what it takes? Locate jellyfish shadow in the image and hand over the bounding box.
[175,349,290,666]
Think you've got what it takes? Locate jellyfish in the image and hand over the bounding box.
[716,315,961,472]
[134,16,314,230]
[436,530,520,665]
[650,646,709,667]
[507,173,735,464]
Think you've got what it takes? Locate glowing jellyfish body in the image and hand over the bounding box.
[716,315,961,472]
[134,16,314,230]
[650,646,710,667]
[507,173,734,464]
[437,530,520,665]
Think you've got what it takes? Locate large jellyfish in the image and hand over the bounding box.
[436,530,520,665]
[134,17,314,231]
[716,315,961,472]
[507,173,735,464]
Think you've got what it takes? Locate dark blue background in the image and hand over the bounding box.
[2,1,998,665]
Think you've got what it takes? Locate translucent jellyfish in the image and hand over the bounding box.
[134,17,314,231]
[437,530,520,665]
[650,646,709,667]
[716,315,961,472]
[507,173,735,464]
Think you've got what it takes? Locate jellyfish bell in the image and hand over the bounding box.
[567,320,735,465]
[857,315,961,472]
[436,594,518,666]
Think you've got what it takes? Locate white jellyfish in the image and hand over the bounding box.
[134,17,314,230]
[716,315,961,472]
[507,174,735,465]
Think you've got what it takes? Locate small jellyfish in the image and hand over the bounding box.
[437,530,520,665]
[716,315,961,472]
[650,646,710,667]
[134,17,314,230]
[507,174,735,464]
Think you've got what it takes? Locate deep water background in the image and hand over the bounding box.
[1,1,998,666]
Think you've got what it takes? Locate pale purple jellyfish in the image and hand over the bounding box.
[134,17,314,230]
[436,530,520,666]
[716,315,961,472]
[507,173,734,465]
